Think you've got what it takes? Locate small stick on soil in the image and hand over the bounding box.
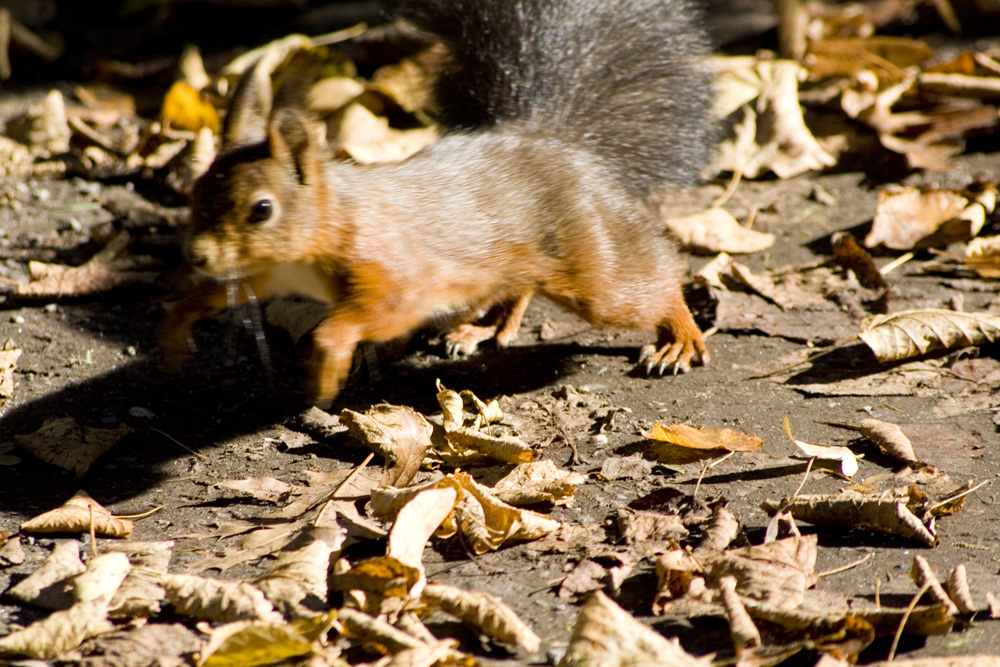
[817,552,872,578]
[151,428,208,460]
[888,582,931,662]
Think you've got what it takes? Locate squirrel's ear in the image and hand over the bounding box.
[222,60,273,148]
[269,108,318,184]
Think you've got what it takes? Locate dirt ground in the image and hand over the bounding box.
[2,3,1000,666]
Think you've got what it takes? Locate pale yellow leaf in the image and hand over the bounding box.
[20,490,133,538]
[665,207,775,255]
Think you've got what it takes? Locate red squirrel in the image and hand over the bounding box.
[160,0,716,407]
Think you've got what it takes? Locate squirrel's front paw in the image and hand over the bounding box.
[638,338,709,376]
[444,323,498,358]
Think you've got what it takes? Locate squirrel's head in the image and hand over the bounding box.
[185,108,324,278]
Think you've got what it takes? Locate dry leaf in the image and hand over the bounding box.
[616,507,689,546]
[489,460,586,506]
[161,573,284,623]
[160,80,220,132]
[14,417,133,479]
[341,404,433,487]
[0,535,24,566]
[966,234,1000,278]
[331,102,438,164]
[198,613,336,667]
[558,590,710,667]
[444,426,534,465]
[216,477,296,504]
[0,599,113,659]
[858,418,918,464]
[709,534,818,610]
[695,504,741,556]
[945,564,976,615]
[70,551,131,604]
[386,486,459,594]
[422,583,541,653]
[664,207,775,255]
[644,423,763,453]
[711,58,836,179]
[783,416,860,476]
[452,472,561,553]
[831,232,887,289]
[255,527,344,620]
[105,540,174,619]
[860,309,1000,363]
[329,555,422,606]
[865,186,992,250]
[652,549,706,614]
[337,606,427,654]
[911,555,959,618]
[718,575,761,651]
[0,339,21,407]
[6,539,86,609]
[866,658,1000,667]
[762,491,938,546]
[21,491,133,538]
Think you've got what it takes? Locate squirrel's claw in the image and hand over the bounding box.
[638,340,706,376]
[444,323,498,358]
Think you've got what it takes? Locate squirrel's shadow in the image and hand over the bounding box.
[0,329,603,512]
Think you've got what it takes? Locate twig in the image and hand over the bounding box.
[928,479,989,513]
[116,506,165,520]
[888,582,931,662]
[151,427,208,460]
[693,450,734,500]
[711,169,743,209]
[817,552,872,578]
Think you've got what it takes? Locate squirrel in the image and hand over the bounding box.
[159,0,716,407]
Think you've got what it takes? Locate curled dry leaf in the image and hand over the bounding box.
[852,603,954,637]
[386,486,460,594]
[866,658,1000,667]
[0,599,113,659]
[695,504,741,556]
[858,418,917,464]
[70,551,131,604]
[453,471,561,554]
[911,556,959,617]
[865,185,995,250]
[105,540,174,618]
[946,564,976,615]
[422,582,541,653]
[859,309,1000,363]
[216,477,296,504]
[762,491,938,546]
[490,459,586,506]
[709,534,818,610]
[0,535,24,566]
[334,102,439,164]
[558,590,710,667]
[198,612,336,667]
[783,416,860,477]
[341,404,433,487]
[718,575,761,651]
[616,507,689,548]
[642,422,762,465]
[256,527,344,620]
[664,207,775,255]
[329,555,422,607]
[965,234,1000,278]
[6,539,86,609]
[831,232,886,290]
[445,426,534,465]
[14,417,134,479]
[337,606,426,653]
[653,549,705,614]
[378,639,461,667]
[161,573,283,623]
[0,339,21,408]
[20,490,133,538]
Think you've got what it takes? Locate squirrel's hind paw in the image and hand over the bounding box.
[638,339,709,376]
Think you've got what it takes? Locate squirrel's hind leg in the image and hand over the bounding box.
[444,292,532,357]
[638,296,709,375]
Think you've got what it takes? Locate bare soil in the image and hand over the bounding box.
[2,4,1000,665]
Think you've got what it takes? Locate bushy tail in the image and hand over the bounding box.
[398,0,715,193]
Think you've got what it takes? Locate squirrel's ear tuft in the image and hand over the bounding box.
[269,108,317,184]
[223,60,273,148]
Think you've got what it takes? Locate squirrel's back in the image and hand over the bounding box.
[398,0,715,194]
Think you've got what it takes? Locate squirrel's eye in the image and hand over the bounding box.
[248,198,273,224]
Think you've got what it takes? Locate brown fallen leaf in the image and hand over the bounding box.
[255,527,344,620]
[21,491,133,538]
[0,534,24,566]
[558,590,710,667]
[341,404,433,488]
[14,417,133,479]
[709,534,818,610]
[69,552,131,605]
[762,491,938,546]
[422,583,541,653]
[652,549,707,615]
[81,623,202,667]
[831,232,887,290]
[161,572,283,623]
[858,418,917,464]
[911,555,959,617]
[11,231,159,301]
[945,564,976,615]
[865,185,995,250]
[851,603,954,636]
[642,422,762,465]
[965,235,1000,278]
[216,476,296,504]
[0,339,21,408]
[6,539,86,609]
[719,575,761,652]
[664,207,775,255]
[867,657,1000,667]
[386,485,460,593]
[488,460,586,506]
[333,101,438,164]
[859,309,1000,363]
[0,599,113,659]
[105,540,174,619]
